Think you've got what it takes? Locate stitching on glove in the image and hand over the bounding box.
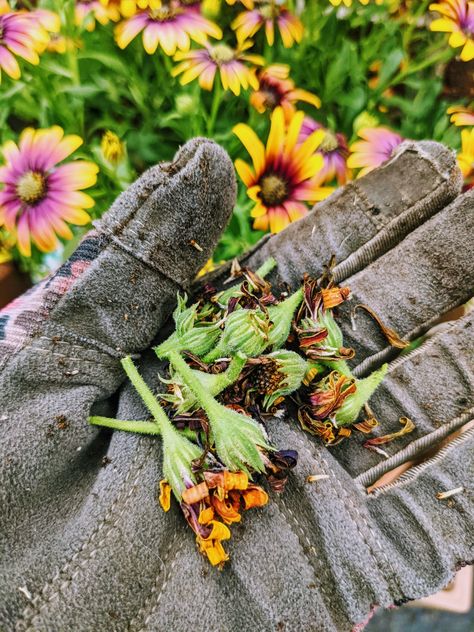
[364,421,474,497]
[353,295,471,378]
[128,533,184,632]
[16,440,155,631]
[104,229,188,294]
[276,496,336,612]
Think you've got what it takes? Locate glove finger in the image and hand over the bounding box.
[336,189,474,370]
[199,140,461,293]
[332,310,474,477]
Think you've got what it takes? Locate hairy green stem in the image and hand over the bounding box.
[89,415,198,441]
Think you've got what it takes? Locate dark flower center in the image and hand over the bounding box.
[259,174,288,206]
[250,359,284,395]
[16,171,47,205]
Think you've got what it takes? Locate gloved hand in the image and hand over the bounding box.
[1,137,473,632]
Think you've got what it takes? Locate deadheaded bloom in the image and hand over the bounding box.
[175,468,268,566]
[234,107,331,234]
[115,1,222,55]
[258,350,308,410]
[251,64,321,121]
[333,364,388,426]
[155,293,222,358]
[161,353,247,412]
[267,287,304,349]
[309,371,357,422]
[172,41,264,96]
[165,350,271,473]
[231,2,304,48]
[203,307,272,362]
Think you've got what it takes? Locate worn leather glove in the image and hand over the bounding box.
[1,137,473,632]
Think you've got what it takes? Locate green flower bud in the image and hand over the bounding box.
[203,308,271,362]
[267,287,304,350]
[262,350,309,410]
[335,363,388,427]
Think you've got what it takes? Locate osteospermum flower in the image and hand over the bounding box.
[329,0,384,6]
[430,1,474,62]
[448,104,474,125]
[457,127,474,186]
[347,127,404,177]
[0,9,51,81]
[0,127,98,257]
[250,64,321,121]
[172,40,263,95]
[232,2,303,48]
[75,0,121,31]
[233,107,331,233]
[299,116,350,186]
[115,1,222,55]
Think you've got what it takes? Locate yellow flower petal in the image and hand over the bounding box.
[234,158,256,187]
[233,123,266,176]
[266,106,285,160]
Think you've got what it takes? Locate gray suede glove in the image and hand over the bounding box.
[1,138,473,632]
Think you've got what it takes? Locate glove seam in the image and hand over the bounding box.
[362,417,474,496]
[128,533,184,632]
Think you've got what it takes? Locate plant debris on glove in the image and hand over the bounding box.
[90,257,411,567]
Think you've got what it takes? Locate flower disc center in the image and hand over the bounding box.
[16,171,46,205]
[319,130,339,153]
[259,174,288,206]
[210,44,235,64]
[150,6,177,21]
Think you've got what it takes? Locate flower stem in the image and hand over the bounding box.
[88,415,198,441]
[206,80,222,137]
[120,356,178,441]
[89,416,161,434]
[167,350,219,413]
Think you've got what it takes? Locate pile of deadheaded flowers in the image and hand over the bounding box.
[90,258,412,567]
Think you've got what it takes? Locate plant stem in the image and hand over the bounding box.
[167,350,218,413]
[89,416,161,434]
[120,356,177,441]
[206,80,222,137]
[89,415,198,440]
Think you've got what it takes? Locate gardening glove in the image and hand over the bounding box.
[2,138,473,632]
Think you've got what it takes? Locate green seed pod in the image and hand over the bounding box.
[262,350,309,410]
[267,287,304,350]
[335,363,388,427]
[160,423,202,499]
[203,308,271,362]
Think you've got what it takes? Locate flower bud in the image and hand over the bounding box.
[101,130,125,165]
[335,363,388,427]
[262,350,308,410]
